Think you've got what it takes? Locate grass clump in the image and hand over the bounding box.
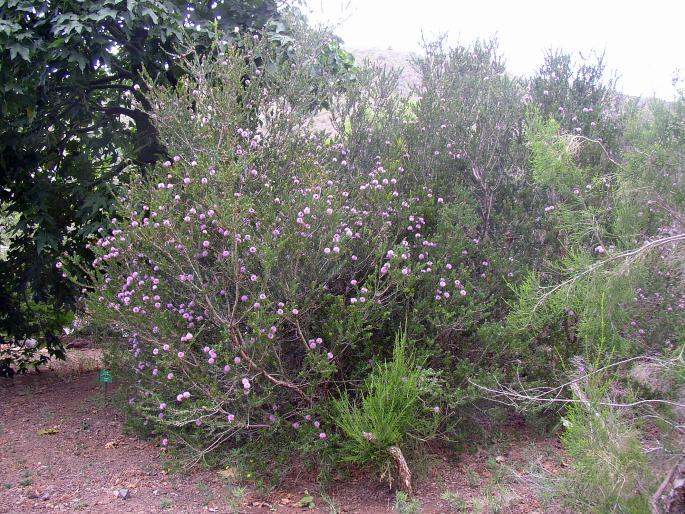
[332,331,436,491]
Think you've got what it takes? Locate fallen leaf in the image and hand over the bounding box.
[217,468,237,481]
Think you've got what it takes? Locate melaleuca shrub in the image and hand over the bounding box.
[529,49,625,161]
[406,38,531,283]
[392,38,535,385]
[86,40,483,460]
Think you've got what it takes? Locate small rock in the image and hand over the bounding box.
[118,488,129,500]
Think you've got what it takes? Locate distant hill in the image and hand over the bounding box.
[349,48,421,95]
[310,47,421,132]
[311,47,648,133]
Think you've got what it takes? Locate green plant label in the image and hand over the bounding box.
[99,370,113,384]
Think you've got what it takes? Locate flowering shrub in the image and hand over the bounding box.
[83,29,684,499]
[86,37,489,462]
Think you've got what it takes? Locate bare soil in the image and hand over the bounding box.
[0,350,570,513]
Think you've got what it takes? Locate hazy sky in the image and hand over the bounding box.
[304,0,684,99]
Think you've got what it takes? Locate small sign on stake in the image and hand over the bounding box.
[99,369,113,396]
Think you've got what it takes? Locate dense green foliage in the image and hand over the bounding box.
[82,33,684,504]
[0,0,281,375]
[4,7,683,507]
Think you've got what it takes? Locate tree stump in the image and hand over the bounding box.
[362,431,413,495]
[388,445,413,495]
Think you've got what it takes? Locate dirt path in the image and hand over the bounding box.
[0,350,566,513]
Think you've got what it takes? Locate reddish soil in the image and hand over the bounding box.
[0,350,570,513]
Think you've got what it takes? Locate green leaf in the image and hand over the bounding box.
[90,8,118,23]
[35,230,57,255]
[66,50,89,71]
[0,18,21,35]
[8,43,30,62]
[297,491,315,509]
[141,7,158,24]
[47,37,66,49]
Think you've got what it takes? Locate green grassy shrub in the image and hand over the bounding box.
[332,332,438,479]
[560,387,652,512]
[496,85,684,513]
